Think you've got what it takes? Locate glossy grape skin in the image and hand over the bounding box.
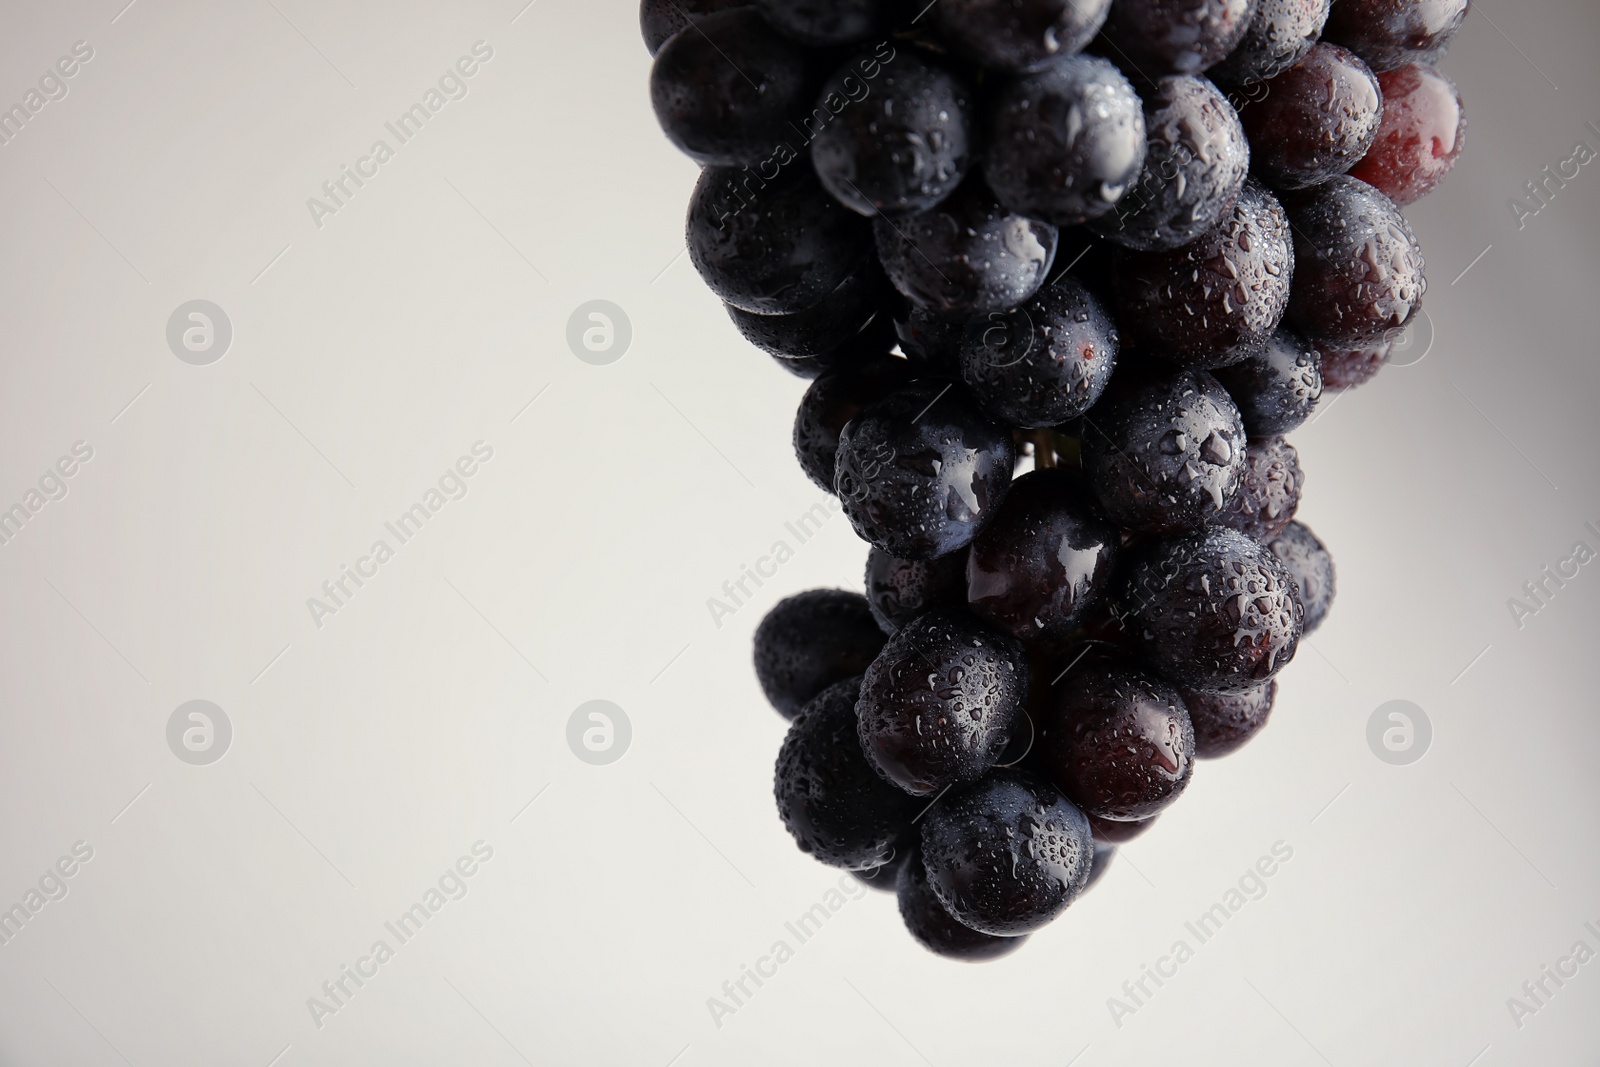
[794,358,911,489]
[1114,526,1303,692]
[1212,327,1322,435]
[857,608,1030,795]
[1035,658,1195,821]
[933,0,1113,73]
[1317,339,1389,390]
[1111,179,1294,366]
[688,166,874,315]
[726,259,890,358]
[1284,176,1424,347]
[898,843,1027,959]
[1216,435,1302,540]
[835,379,1017,560]
[875,180,1059,316]
[757,0,887,45]
[958,275,1120,428]
[650,8,820,166]
[864,546,969,634]
[1207,0,1330,85]
[983,56,1147,228]
[1349,62,1465,204]
[1080,369,1248,534]
[1266,519,1335,633]
[1182,679,1276,756]
[1323,0,1470,72]
[966,470,1122,644]
[1089,811,1157,843]
[920,768,1092,935]
[811,51,975,218]
[1099,0,1258,75]
[641,0,750,55]
[754,589,888,717]
[775,678,923,868]
[1089,76,1250,252]
[1238,43,1384,190]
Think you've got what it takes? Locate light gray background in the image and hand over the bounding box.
[0,0,1595,1063]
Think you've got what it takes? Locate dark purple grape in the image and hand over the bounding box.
[650,8,821,166]
[1217,436,1302,540]
[757,0,887,45]
[966,470,1122,644]
[864,546,969,634]
[726,259,889,358]
[1111,178,1293,367]
[1349,61,1466,205]
[810,51,975,217]
[1323,0,1470,72]
[874,179,1059,316]
[1089,811,1157,843]
[857,608,1029,794]
[1317,339,1389,389]
[932,0,1113,72]
[754,589,888,717]
[1114,525,1303,692]
[835,379,1016,560]
[1212,327,1322,435]
[775,678,922,868]
[1080,369,1247,534]
[1099,0,1258,75]
[1238,43,1383,190]
[1266,519,1335,633]
[1182,680,1276,757]
[688,166,873,315]
[794,358,911,489]
[983,56,1147,228]
[898,842,1027,959]
[1036,657,1195,820]
[958,275,1120,427]
[920,768,1093,935]
[641,0,750,55]
[894,304,965,377]
[1284,175,1424,347]
[763,311,898,377]
[1207,0,1330,85]
[1089,75,1251,251]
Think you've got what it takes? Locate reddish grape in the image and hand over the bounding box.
[1238,42,1384,190]
[1317,339,1390,390]
[1323,0,1470,72]
[1182,680,1277,757]
[1349,62,1465,204]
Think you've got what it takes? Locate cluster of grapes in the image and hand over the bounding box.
[644,0,1468,958]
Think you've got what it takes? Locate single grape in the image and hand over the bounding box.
[933,0,1113,73]
[688,165,874,315]
[920,768,1093,935]
[650,8,820,166]
[1182,680,1277,756]
[754,589,888,717]
[1317,339,1389,390]
[756,0,887,46]
[1237,42,1384,190]
[864,546,969,634]
[874,179,1059,316]
[1089,75,1251,252]
[1212,327,1323,436]
[966,469,1122,644]
[1207,0,1330,85]
[983,55,1147,228]
[775,678,923,868]
[1035,656,1195,820]
[1284,175,1424,347]
[793,357,911,489]
[898,842,1027,959]
[1080,369,1248,534]
[1114,525,1303,692]
[641,0,750,55]
[1349,62,1465,205]
[857,608,1030,794]
[1323,0,1470,72]
[1265,519,1335,633]
[835,379,1016,560]
[1099,0,1258,75]
[1216,436,1303,540]
[726,259,889,358]
[810,51,975,217]
[1089,811,1157,844]
[958,275,1120,428]
[1111,179,1294,366]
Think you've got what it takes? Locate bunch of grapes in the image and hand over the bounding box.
[645,0,1468,959]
